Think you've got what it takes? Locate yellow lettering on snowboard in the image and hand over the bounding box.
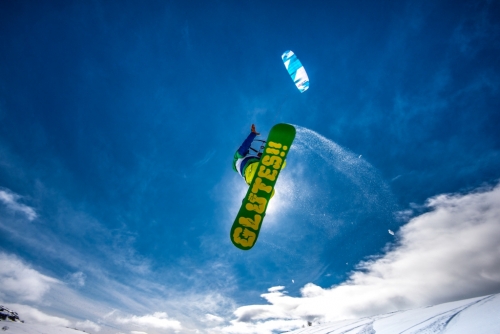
[238,214,262,230]
[258,165,278,181]
[252,177,273,194]
[233,227,256,248]
[245,193,267,214]
[261,155,283,169]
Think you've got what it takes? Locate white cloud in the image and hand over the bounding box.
[3,303,70,327]
[0,252,59,302]
[0,188,37,220]
[204,314,224,323]
[67,271,86,287]
[75,319,101,332]
[130,331,148,334]
[222,183,500,333]
[394,208,413,221]
[116,312,182,331]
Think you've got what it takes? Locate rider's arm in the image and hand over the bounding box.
[237,132,257,156]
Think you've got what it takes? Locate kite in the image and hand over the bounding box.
[281,50,309,93]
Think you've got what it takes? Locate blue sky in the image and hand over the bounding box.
[1,1,500,333]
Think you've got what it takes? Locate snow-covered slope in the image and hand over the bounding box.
[1,294,499,333]
[0,321,87,334]
[287,294,500,334]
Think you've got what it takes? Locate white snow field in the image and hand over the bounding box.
[0,294,498,333]
[287,293,500,334]
[0,322,86,334]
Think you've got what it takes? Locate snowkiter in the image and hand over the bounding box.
[232,124,286,191]
[232,124,262,185]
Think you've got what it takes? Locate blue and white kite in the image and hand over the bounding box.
[281,50,309,93]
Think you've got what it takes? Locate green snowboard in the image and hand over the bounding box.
[230,123,296,250]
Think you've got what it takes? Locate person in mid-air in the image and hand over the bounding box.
[232,124,286,192]
[232,124,262,185]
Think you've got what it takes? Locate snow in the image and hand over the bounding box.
[0,321,87,334]
[1,294,499,333]
[286,294,500,334]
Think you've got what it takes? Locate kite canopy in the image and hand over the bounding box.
[281,50,309,93]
